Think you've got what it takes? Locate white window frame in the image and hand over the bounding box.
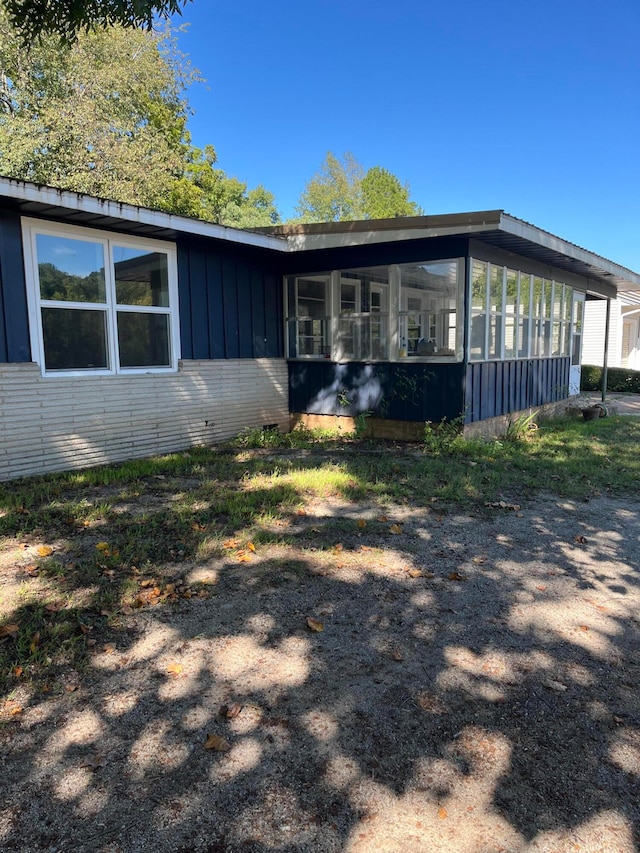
[22,218,180,377]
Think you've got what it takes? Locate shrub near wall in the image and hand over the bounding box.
[581,365,640,394]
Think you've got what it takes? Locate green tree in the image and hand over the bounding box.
[294,151,364,223]
[361,165,423,219]
[167,145,280,227]
[293,151,422,223]
[0,11,195,210]
[5,0,191,43]
[0,12,280,226]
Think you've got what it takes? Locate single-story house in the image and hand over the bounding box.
[2,176,640,481]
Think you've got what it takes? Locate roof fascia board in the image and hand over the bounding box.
[0,177,288,252]
[282,219,503,252]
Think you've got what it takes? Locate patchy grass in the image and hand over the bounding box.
[1,415,639,694]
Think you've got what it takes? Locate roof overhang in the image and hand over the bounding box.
[0,176,287,252]
[263,211,640,299]
[2,177,639,300]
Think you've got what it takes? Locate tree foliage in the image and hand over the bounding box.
[294,151,423,223]
[0,10,280,226]
[294,151,364,223]
[5,0,192,43]
[361,165,423,219]
[0,10,193,208]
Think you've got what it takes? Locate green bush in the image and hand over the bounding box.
[581,365,640,394]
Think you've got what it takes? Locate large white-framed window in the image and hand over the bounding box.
[22,219,180,376]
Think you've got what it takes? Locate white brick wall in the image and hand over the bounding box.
[0,359,289,481]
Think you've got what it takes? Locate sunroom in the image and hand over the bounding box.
[273,212,638,435]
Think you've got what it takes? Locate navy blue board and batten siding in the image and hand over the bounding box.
[176,238,284,361]
[0,209,31,363]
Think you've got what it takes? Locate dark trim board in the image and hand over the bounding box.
[0,210,31,363]
[464,358,570,423]
[289,361,466,424]
[279,236,471,276]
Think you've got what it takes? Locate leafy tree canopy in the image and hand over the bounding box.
[5,0,192,43]
[361,165,423,220]
[294,151,423,223]
[0,9,280,226]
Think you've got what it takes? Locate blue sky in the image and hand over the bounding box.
[171,0,640,271]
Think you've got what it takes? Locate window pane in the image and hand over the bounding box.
[506,270,518,312]
[400,260,459,356]
[543,279,553,317]
[114,247,169,307]
[553,283,563,321]
[472,261,487,309]
[36,234,106,303]
[470,312,486,360]
[42,307,108,370]
[519,273,531,316]
[504,314,516,359]
[490,265,504,312]
[533,278,543,318]
[297,278,328,316]
[117,312,171,367]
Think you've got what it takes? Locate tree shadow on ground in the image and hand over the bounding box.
[0,452,639,852]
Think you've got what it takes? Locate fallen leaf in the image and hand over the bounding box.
[536,585,547,592]
[45,601,64,613]
[103,643,116,654]
[236,551,252,563]
[95,542,110,553]
[438,807,448,820]
[579,625,589,632]
[222,703,243,719]
[140,579,155,588]
[472,556,488,564]
[574,535,588,545]
[356,519,367,529]
[166,662,184,676]
[191,523,206,532]
[447,571,468,582]
[0,623,19,638]
[389,524,403,535]
[391,647,404,662]
[333,543,344,553]
[204,734,231,752]
[29,632,40,654]
[12,666,23,677]
[377,515,388,523]
[37,545,53,557]
[296,508,307,516]
[247,542,256,552]
[223,538,240,549]
[9,705,23,716]
[484,501,520,511]
[306,617,324,633]
[407,569,423,579]
[544,679,568,692]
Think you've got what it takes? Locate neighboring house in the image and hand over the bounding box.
[583,294,640,370]
[1,176,640,481]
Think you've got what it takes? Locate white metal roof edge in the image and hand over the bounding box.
[500,213,640,291]
[0,176,288,252]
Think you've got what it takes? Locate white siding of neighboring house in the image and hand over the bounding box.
[582,298,623,368]
[0,359,288,482]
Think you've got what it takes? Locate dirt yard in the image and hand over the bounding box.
[1,489,640,852]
